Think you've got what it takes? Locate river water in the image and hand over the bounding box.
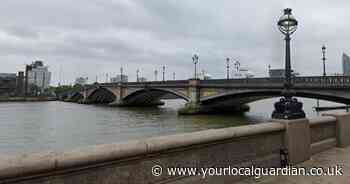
[0,98,345,155]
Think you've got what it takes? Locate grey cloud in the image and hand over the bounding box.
[0,0,349,85]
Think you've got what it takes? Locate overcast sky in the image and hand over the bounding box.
[0,0,349,85]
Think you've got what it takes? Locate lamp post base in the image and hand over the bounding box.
[272,97,306,120]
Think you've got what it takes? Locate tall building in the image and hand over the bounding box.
[343,53,350,76]
[27,61,51,93]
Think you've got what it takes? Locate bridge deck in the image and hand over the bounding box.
[237,147,349,184]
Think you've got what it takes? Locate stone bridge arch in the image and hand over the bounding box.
[68,91,84,102]
[121,88,190,106]
[200,89,350,108]
[85,87,118,104]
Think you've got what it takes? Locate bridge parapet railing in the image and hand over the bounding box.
[294,76,350,88]
[99,80,189,88]
[201,78,284,88]
[94,76,350,89]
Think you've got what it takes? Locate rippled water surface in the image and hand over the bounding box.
[0,98,344,155]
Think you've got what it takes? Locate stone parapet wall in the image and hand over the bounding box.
[309,116,337,155]
[0,123,284,184]
[1,113,350,184]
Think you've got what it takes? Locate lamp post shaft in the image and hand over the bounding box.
[154,70,158,81]
[284,34,292,93]
[323,59,326,77]
[136,70,139,82]
[226,58,230,80]
[194,63,197,79]
[120,67,123,83]
[322,48,326,76]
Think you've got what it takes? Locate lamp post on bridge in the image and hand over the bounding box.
[162,66,165,82]
[192,54,199,79]
[322,45,327,77]
[272,8,305,120]
[154,70,158,81]
[233,59,240,78]
[136,69,139,82]
[120,67,123,83]
[226,58,230,80]
[173,72,176,80]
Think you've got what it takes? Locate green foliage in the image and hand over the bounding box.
[54,85,83,96]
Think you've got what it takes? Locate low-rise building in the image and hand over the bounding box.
[0,72,24,96]
[269,68,299,78]
[75,77,88,86]
[138,77,147,82]
[111,75,128,83]
[269,69,285,78]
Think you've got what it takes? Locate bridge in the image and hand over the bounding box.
[64,76,350,114]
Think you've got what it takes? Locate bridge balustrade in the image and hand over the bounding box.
[201,78,284,88]
[296,76,350,88]
[100,80,189,88]
[93,76,350,89]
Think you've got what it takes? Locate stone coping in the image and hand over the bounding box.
[0,122,284,180]
[309,116,337,127]
[323,112,350,117]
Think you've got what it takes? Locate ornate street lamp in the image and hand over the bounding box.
[232,59,240,78]
[272,8,305,119]
[162,66,165,81]
[226,58,230,79]
[234,60,240,73]
[322,45,326,76]
[192,54,199,79]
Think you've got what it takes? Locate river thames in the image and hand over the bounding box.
[0,98,344,155]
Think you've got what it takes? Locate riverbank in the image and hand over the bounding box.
[0,96,57,102]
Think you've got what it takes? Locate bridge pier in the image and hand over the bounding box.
[80,88,90,104]
[107,84,126,106]
[178,79,202,114]
[178,79,249,115]
[178,79,251,115]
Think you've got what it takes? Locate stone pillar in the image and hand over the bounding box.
[82,87,88,103]
[323,112,350,148]
[273,118,310,165]
[188,78,200,104]
[178,79,201,114]
[108,83,125,106]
